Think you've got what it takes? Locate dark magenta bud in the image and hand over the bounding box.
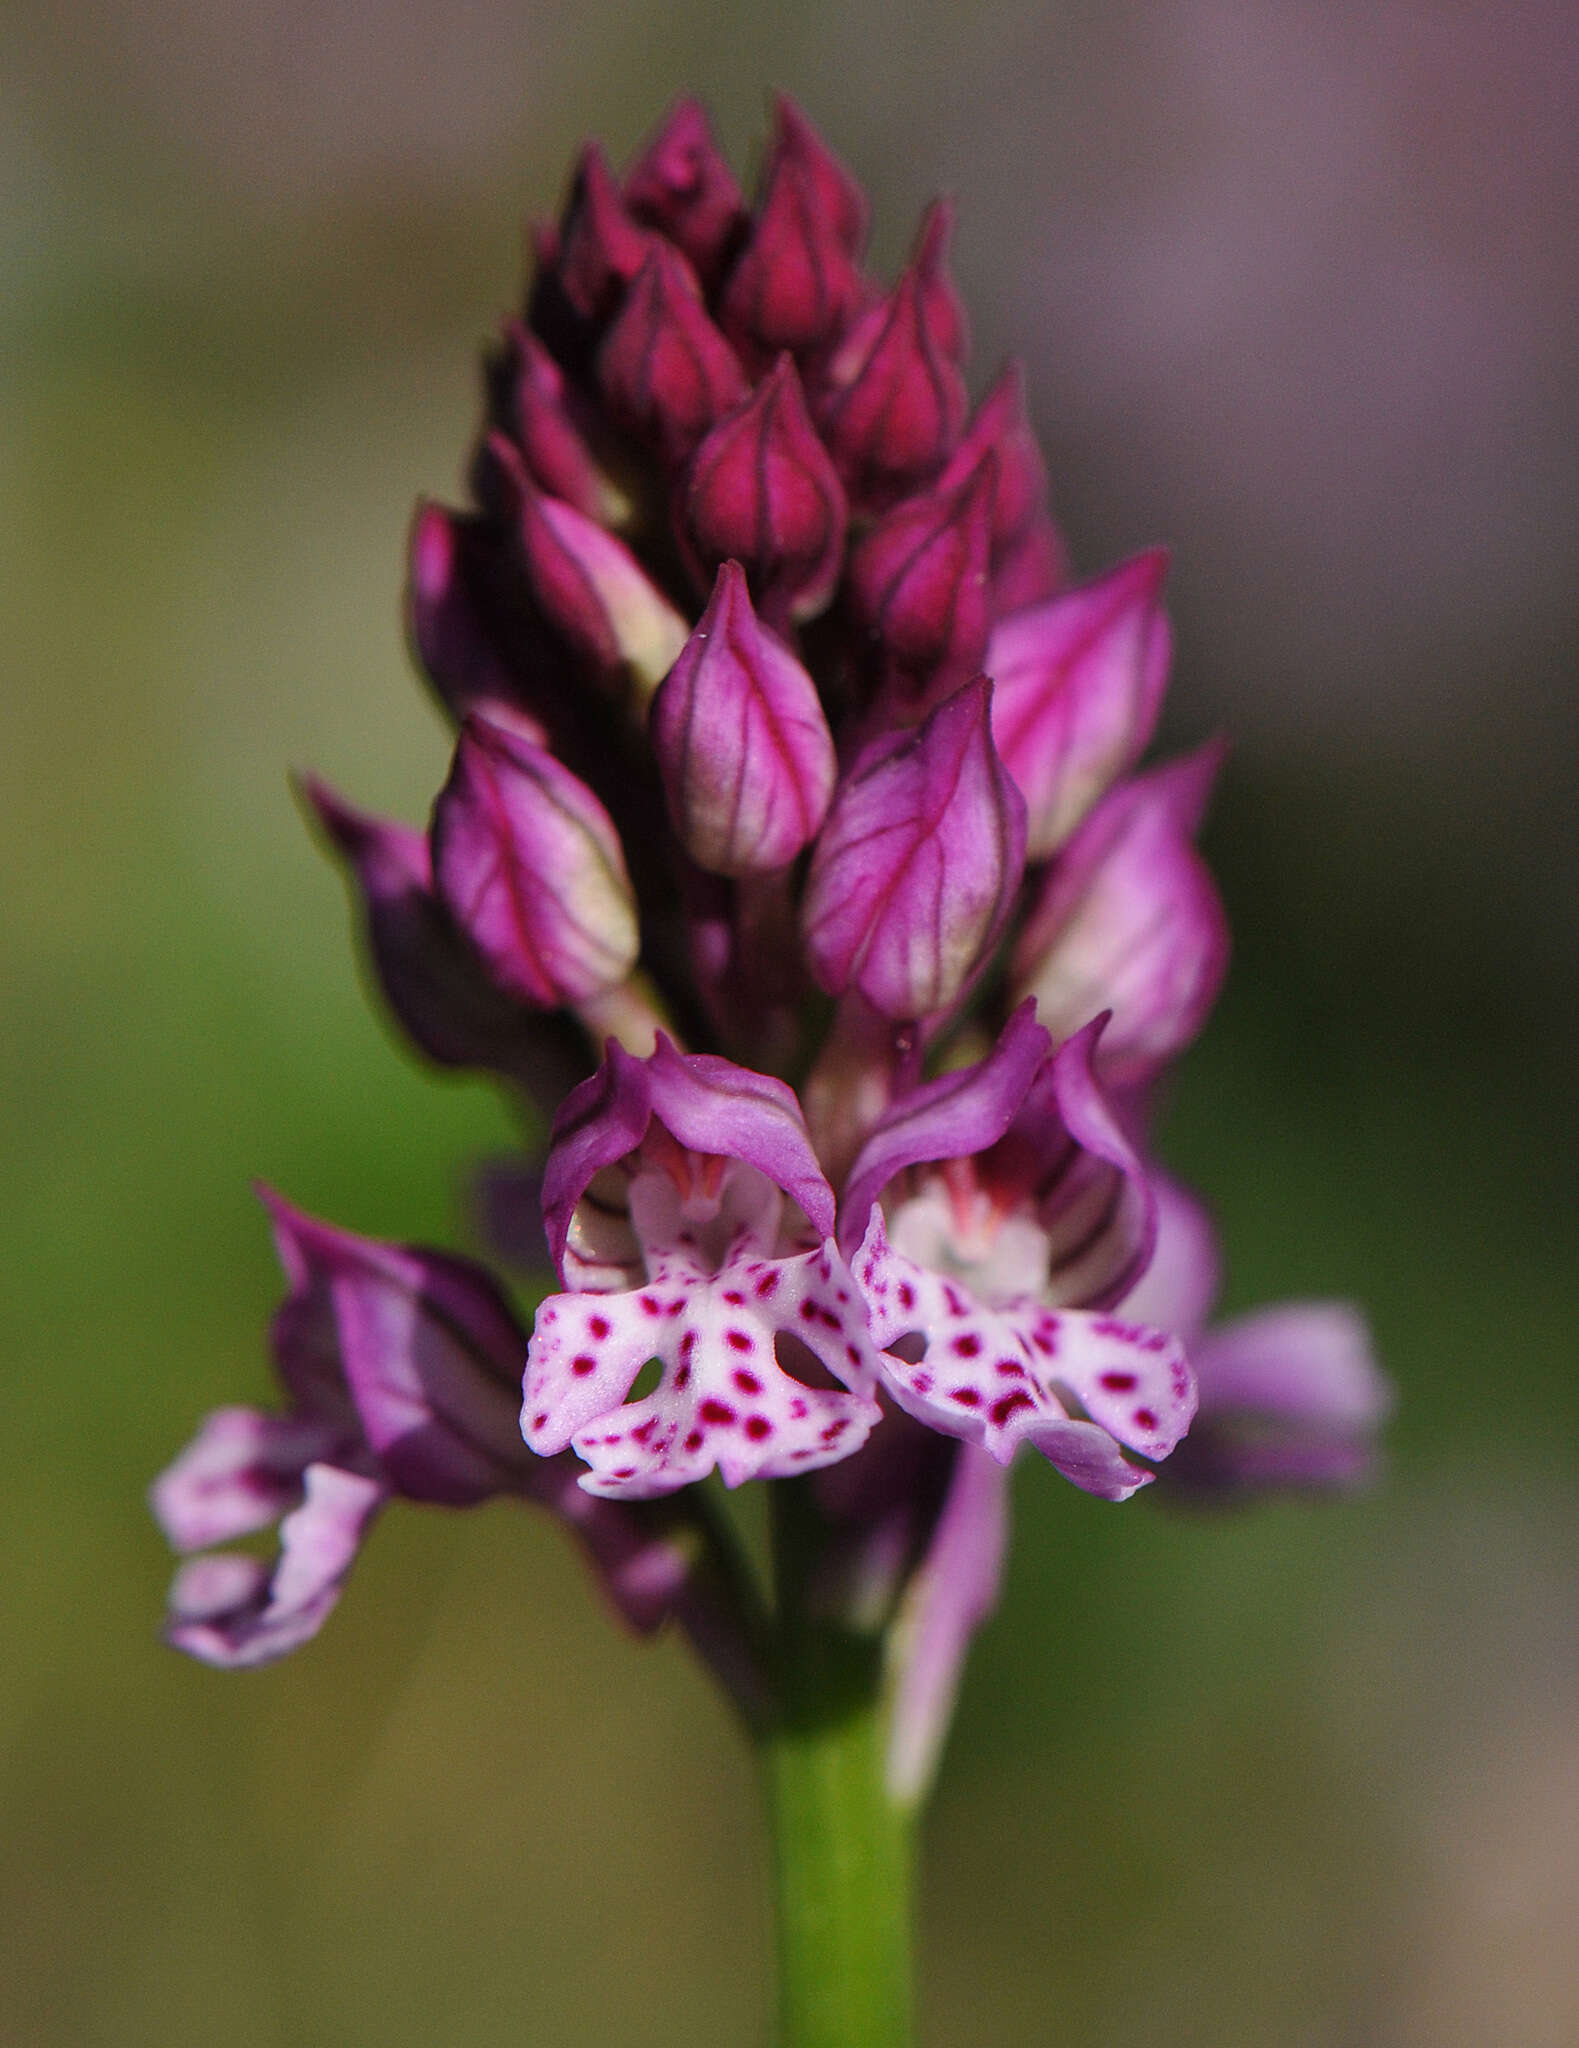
[719,96,869,364]
[936,359,1049,553]
[682,354,848,626]
[406,501,534,724]
[490,319,631,526]
[623,97,747,289]
[650,560,836,875]
[556,142,663,327]
[816,201,970,511]
[802,676,1028,1020]
[847,453,998,706]
[597,242,748,468]
[490,433,689,702]
[300,773,554,1076]
[432,714,640,1009]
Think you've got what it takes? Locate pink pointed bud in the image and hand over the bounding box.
[1010,745,1230,1087]
[937,359,1048,551]
[847,454,997,705]
[719,97,868,363]
[623,97,746,289]
[682,354,848,626]
[816,203,969,511]
[650,561,836,876]
[597,243,748,468]
[491,434,689,700]
[802,677,1027,1020]
[491,320,629,526]
[556,142,663,326]
[300,773,565,1077]
[432,714,640,1009]
[988,549,1173,858]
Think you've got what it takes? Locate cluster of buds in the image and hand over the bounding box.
[153,100,1386,1756]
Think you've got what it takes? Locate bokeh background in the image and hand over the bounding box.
[5,3,1577,2042]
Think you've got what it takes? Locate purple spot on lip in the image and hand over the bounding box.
[571,1354,596,1376]
[725,1329,753,1351]
[733,1369,762,1395]
[950,1387,982,1407]
[990,1390,1035,1426]
[588,1314,611,1339]
[1134,1406,1158,1431]
[744,1416,772,1441]
[699,1398,736,1426]
[953,1333,982,1358]
[684,1429,704,1451]
[1100,1370,1138,1393]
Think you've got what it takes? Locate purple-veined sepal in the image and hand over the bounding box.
[650,559,836,876]
[1011,744,1230,1088]
[801,676,1027,1022]
[431,713,640,1011]
[597,241,748,469]
[853,1206,1195,1500]
[987,548,1173,859]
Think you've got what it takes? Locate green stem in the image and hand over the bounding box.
[763,1481,916,2048]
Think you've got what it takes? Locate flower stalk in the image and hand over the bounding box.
[765,1479,916,2048]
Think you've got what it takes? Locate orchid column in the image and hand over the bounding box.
[152,96,1388,2048]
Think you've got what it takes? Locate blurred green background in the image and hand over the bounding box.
[5,4,1577,2042]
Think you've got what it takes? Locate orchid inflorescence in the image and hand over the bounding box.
[152,97,1388,1793]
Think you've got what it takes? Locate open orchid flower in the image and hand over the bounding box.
[525,1036,885,1497]
[843,1003,1195,1501]
[154,96,1383,2037]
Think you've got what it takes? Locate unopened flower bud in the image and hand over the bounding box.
[651,560,836,875]
[301,773,562,1077]
[988,548,1172,858]
[682,354,847,626]
[432,715,640,1009]
[555,142,662,327]
[406,500,543,724]
[597,242,747,468]
[802,676,1027,1019]
[936,359,1048,552]
[719,96,868,364]
[491,434,689,701]
[1010,745,1229,1086]
[847,453,997,706]
[817,201,969,511]
[489,320,630,526]
[623,97,747,289]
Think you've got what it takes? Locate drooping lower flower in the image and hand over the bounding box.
[152,1191,708,1666]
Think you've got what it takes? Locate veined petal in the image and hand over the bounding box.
[1011,746,1230,1088]
[986,549,1172,859]
[523,1237,883,1497]
[164,1463,387,1669]
[149,1406,347,1553]
[854,1209,1194,1499]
